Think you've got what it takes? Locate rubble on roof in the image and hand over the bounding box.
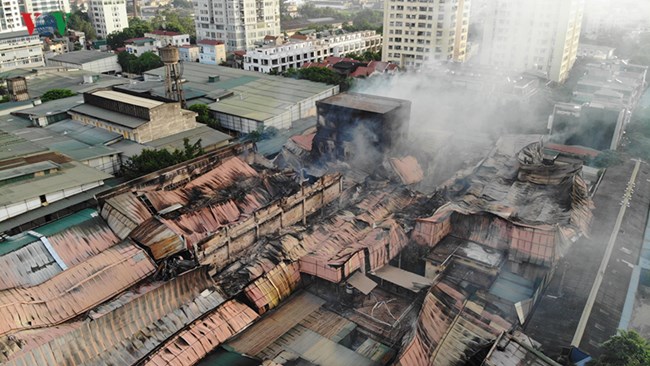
[2,268,220,365]
[0,240,155,337]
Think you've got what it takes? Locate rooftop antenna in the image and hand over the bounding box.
[160,45,186,108]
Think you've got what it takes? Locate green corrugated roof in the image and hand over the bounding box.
[212,75,260,89]
[0,208,98,255]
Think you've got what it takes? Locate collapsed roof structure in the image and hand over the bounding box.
[0,92,594,366]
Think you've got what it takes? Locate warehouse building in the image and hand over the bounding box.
[47,50,122,74]
[144,62,338,133]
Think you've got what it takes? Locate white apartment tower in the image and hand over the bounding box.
[478,0,584,83]
[382,0,470,69]
[0,0,23,33]
[194,0,281,51]
[22,0,71,15]
[89,0,128,39]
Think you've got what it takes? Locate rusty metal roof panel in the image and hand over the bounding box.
[389,156,424,185]
[396,280,510,366]
[3,269,219,365]
[0,240,155,337]
[0,216,121,291]
[244,262,301,314]
[184,156,258,194]
[101,193,153,238]
[143,300,258,366]
[130,217,186,260]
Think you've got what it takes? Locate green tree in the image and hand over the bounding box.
[106,19,153,49]
[117,51,162,74]
[151,10,196,39]
[41,89,77,102]
[121,138,204,179]
[117,51,138,73]
[67,11,96,40]
[189,103,220,129]
[595,330,650,366]
[135,51,164,73]
[283,66,352,90]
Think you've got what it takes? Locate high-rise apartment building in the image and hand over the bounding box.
[193,0,280,51]
[22,0,71,15]
[0,0,23,33]
[478,0,584,83]
[88,0,128,39]
[382,0,470,69]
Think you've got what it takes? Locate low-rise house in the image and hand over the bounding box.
[198,39,226,65]
[243,31,382,73]
[124,37,160,55]
[144,30,190,47]
[179,44,200,62]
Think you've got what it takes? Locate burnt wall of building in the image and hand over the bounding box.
[198,174,343,276]
[311,102,410,166]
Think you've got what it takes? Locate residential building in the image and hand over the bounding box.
[382,0,470,69]
[179,44,200,62]
[197,39,226,65]
[144,30,191,47]
[244,31,382,73]
[22,0,71,16]
[43,37,69,58]
[577,44,615,60]
[124,37,160,55]
[0,30,45,71]
[582,0,650,39]
[47,50,121,73]
[478,0,585,83]
[0,0,24,33]
[573,60,648,109]
[193,0,280,51]
[88,0,128,39]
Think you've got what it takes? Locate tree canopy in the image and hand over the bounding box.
[41,89,77,102]
[121,138,204,180]
[594,330,650,366]
[189,103,220,129]
[283,66,353,90]
[151,10,196,40]
[117,51,163,74]
[67,11,96,40]
[106,18,153,49]
[345,50,381,62]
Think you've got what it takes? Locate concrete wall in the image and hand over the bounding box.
[135,105,199,143]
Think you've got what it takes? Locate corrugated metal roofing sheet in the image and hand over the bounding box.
[244,261,301,314]
[227,292,326,357]
[389,156,424,185]
[101,193,153,239]
[3,268,219,365]
[0,240,155,336]
[143,156,258,212]
[143,300,258,366]
[130,216,186,261]
[396,281,510,366]
[0,216,120,290]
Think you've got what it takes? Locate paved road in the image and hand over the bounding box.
[525,159,650,358]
